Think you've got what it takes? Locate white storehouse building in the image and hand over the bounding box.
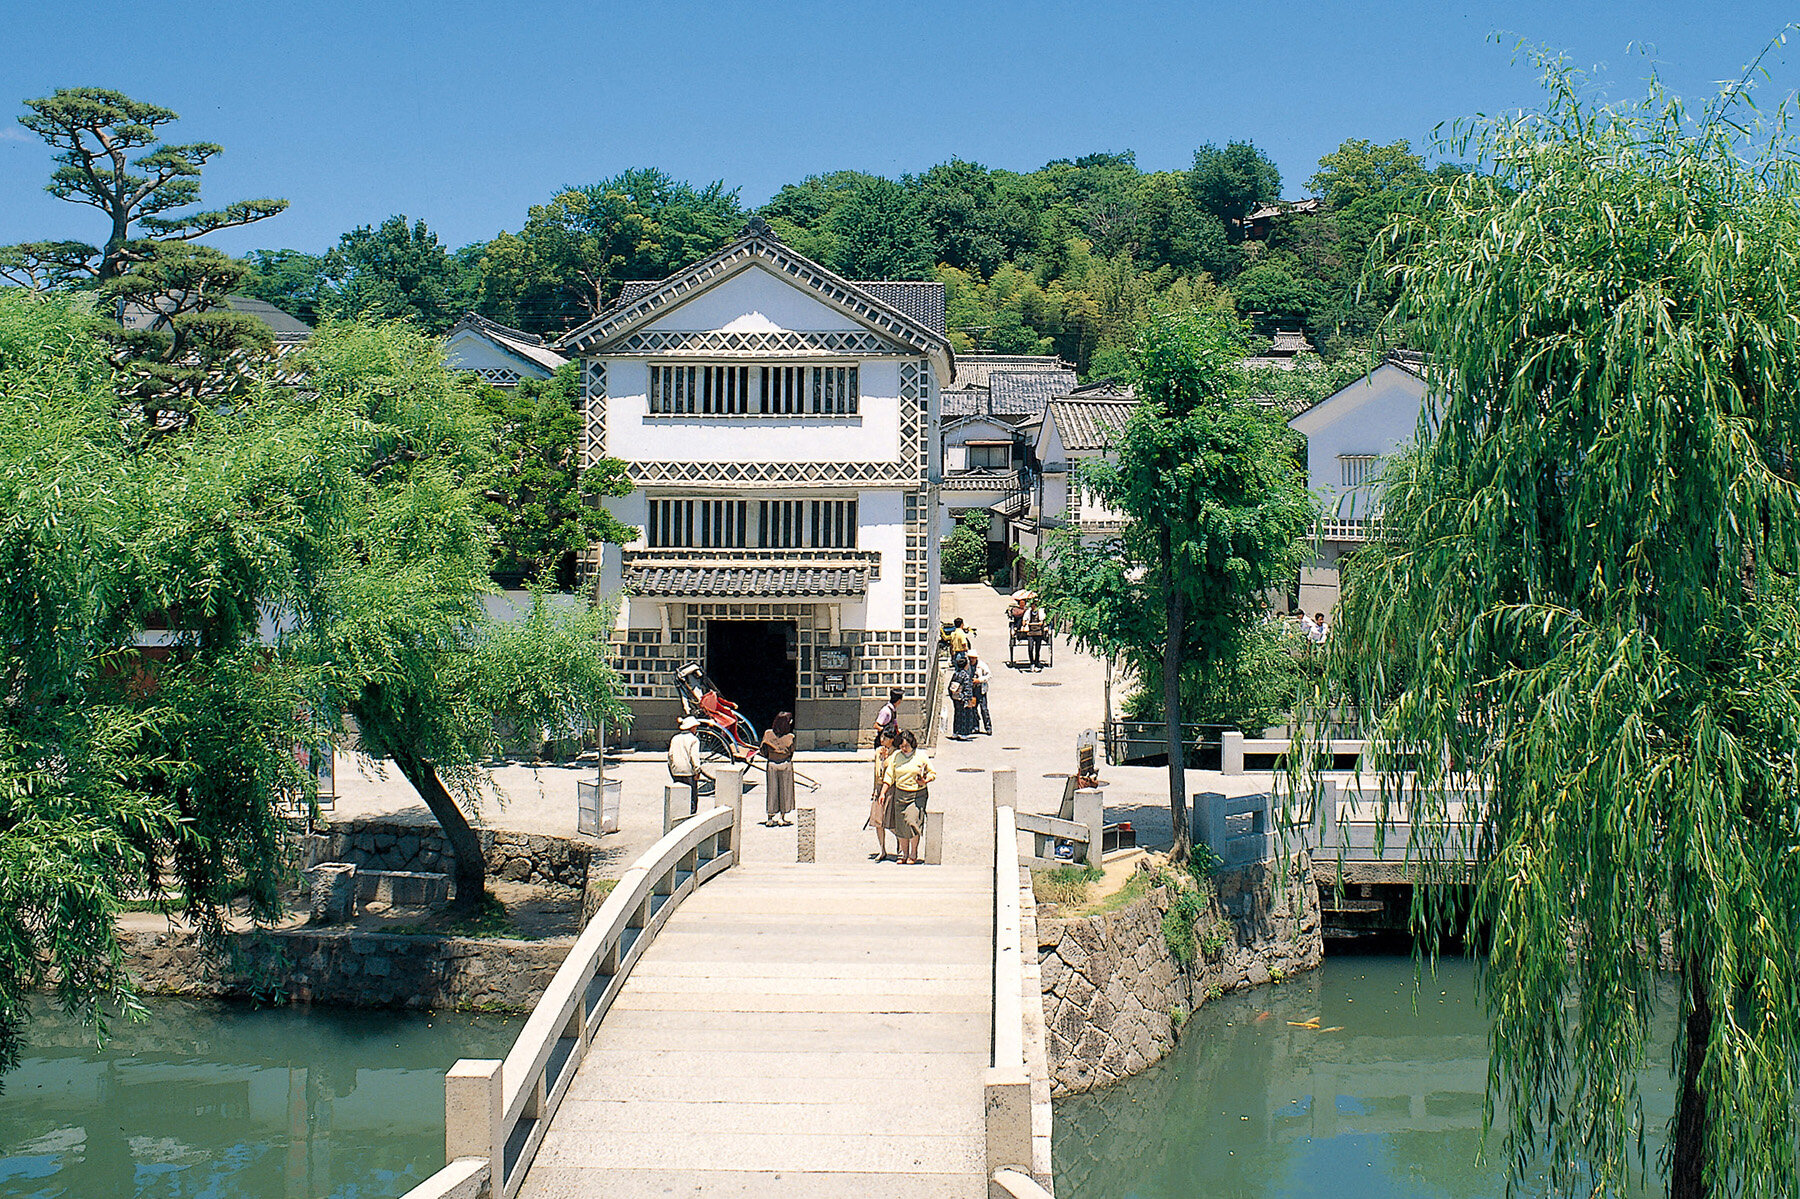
[444,313,568,387]
[1286,355,1427,613]
[560,219,952,748]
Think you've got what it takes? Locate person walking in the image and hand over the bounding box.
[866,725,897,861]
[880,729,935,865]
[970,652,993,735]
[667,717,706,814]
[759,711,796,826]
[1024,602,1049,669]
[947,657,977,739]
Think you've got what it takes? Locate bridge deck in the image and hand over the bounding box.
[517,862,994,1198]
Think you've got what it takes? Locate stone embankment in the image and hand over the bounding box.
[121,925,567,1012]
[302,818,615,901]
[1038,855,1323,1095]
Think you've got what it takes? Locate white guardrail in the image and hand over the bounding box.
[402,799,741,1199]
[987,804,1036,1188]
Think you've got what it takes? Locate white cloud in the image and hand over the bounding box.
[0,127,29,143]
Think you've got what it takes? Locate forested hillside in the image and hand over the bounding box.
[235,139,1450,376]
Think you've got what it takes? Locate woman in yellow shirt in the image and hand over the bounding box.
[880,729,936,865]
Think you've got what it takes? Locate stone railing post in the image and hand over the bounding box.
[1192,790,1228,861]
[712,765,745,859]
[991,767,1016,811]
[444,1058,503,1175]
[1221,730,1246,775]
[662,784,688,834]
[1072,787,1104,864]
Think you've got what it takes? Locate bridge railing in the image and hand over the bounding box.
[989,795,1056,1194]
[1194,778,1484,870]
[403,774,744,1199]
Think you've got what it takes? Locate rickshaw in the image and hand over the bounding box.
[1005,591,1054,668]
[673,664,819,790]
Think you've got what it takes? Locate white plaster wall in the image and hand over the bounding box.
[443,331,552,380]
[860,488,907,628]
[1292,366,1425,522]
[641,266,863,332]
[604,358,903,463]
[1041,469,1071,524]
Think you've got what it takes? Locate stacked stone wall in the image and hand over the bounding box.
[1037,855,1323,1096]
[302,819,619,901]
[121,926,566,1013]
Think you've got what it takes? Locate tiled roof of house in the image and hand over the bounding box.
[948,354,1069,390]
[1047,397,1138,452]
[990,369,1079,416]
[121,293,313,337]
[854,282,945,337]
[447,313,568,373]
[624,562,870,598]
[940,469,1021,492]
[1069,378,1132,398]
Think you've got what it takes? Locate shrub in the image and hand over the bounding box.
[940,528,987,583]
[1033,863,1103,907]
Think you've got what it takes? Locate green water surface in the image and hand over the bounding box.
[0,998,521,1199]
[1055,957,1676,1198]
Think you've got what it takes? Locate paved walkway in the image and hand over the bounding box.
[517,864,992,1197]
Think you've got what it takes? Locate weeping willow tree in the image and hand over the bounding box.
[1298,50,1800,1199]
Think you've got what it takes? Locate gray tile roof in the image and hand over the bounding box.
[940,469,1021,492]
[990,369,1078,417]
[854,282,945,337]
[121,294,313,336]
[617,280,661,305]
[624,562,870,598]
[949,354,1070,390]
[942,392,989,417]
[1048,398,1138,452]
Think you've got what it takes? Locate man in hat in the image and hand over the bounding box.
[668,717,706,815]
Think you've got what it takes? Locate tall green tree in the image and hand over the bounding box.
[0,88,286,284]
[1187,141,1282,240]
[296,322,628,907]
[320,216,474,332]
[0,290,346,1069]
[1038,308,1313,858]
[481,169,742,334]
[1313,58,1800,1198]
[824,175,934,280]
[475,362,636,576]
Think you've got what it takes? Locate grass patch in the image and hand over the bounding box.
[587,878,618,902]
[1032,863,1103,907]
[1077,867,1152,917]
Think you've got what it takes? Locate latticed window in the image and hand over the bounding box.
[648,364,753,414]
[647,498,748,548]
[650,497,858,549]
[648,363,859,415]
[757,499,858,548]
[1339,455,1380,487]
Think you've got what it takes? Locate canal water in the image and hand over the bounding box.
[1055,956,1677,1198]
[0,998,521,1199]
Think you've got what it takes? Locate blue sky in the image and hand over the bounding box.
[2,1,1797,255]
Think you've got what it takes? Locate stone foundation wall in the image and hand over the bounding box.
[302,819,614,901]
[1037,855,1323,1096]
[121,926,568,1013]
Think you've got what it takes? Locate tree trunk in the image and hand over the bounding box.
[389,748,487,909]
[1164,560,1190,862]
[1671,965,1713,1199]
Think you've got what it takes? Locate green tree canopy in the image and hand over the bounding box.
[1312,57,1800,1199]
[1187,141,1282,238]
[320,216,476,333]
[482,169,742,334]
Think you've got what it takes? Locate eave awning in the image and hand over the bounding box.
[625,562,870,599]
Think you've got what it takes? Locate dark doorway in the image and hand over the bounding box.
[705,620,797,739]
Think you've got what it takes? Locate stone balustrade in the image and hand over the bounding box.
[402,795,742,1199]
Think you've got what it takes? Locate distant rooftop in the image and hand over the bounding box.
[611,275,947,338]
[447,312,568,373]
[121,293,312,339]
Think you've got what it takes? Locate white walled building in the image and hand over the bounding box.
[444,313,568,387]
[1011,396,1137,562]
[559,220,952,748]
[1286,357,1427,613]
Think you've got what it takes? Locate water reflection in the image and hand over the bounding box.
[0,998,520,1199]
[1055,958,1674,1199]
